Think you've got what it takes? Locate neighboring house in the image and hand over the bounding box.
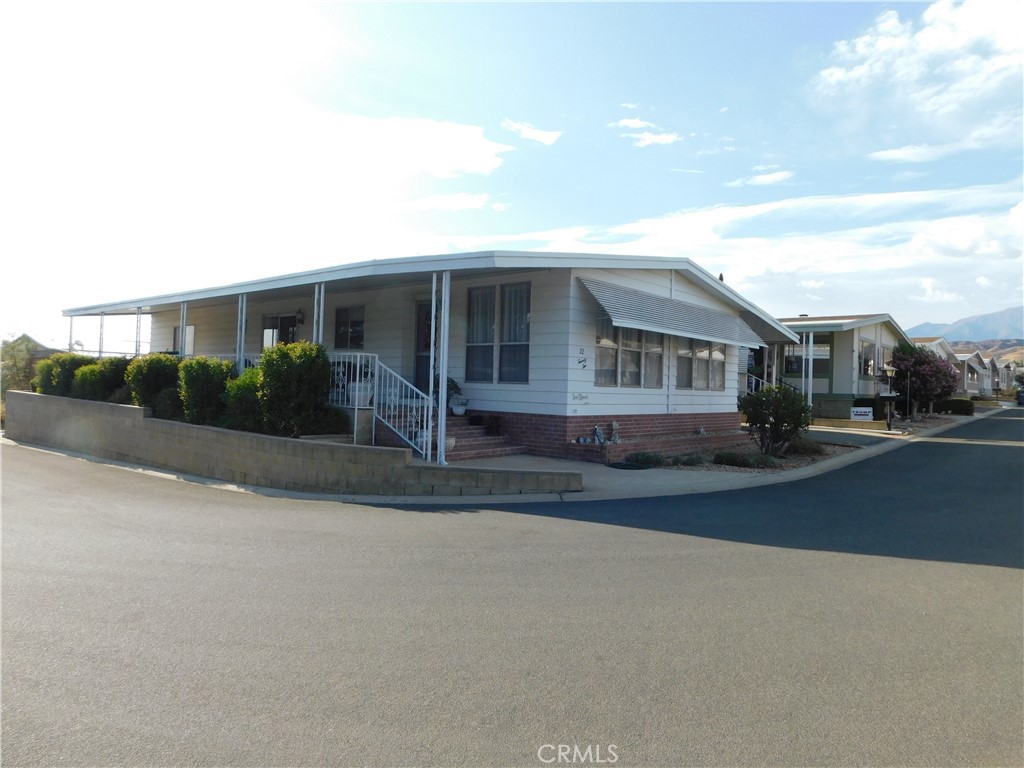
[775,314,913,419]
[912,336,959,366]
[63,251,797,463]
[951,350,990,396]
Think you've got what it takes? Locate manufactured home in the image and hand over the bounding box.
[64,251,798,463]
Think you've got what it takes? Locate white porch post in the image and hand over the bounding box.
[426,273,438,463]
[68,317,74,352]
[236,294,247,372]
[312,282,325,346]
[178,302,188,356]
[135,307,142,357]
[98,313,105,357]
[807,331,814,413]
[436,271,451,465]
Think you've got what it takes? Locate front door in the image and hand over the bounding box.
[414,301,432,392]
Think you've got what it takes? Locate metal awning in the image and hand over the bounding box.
[579,277,766,348]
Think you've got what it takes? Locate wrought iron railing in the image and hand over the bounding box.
[747,375,801,394]
[373,360,434,460]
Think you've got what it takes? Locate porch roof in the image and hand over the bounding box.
[580,278,768,348]
[779,313,913,346]
[62,250,796,342]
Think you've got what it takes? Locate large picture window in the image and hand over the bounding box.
[466,283,530,383]
[595,319,663,388]
[676,337,725,391]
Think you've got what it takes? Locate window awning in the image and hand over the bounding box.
[579,277,767,348]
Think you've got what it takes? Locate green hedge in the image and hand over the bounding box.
[179,356,234,425]
[33,352,96,396]
[125,353,181,409]
[258,341,332,437]
[934,398,974,415]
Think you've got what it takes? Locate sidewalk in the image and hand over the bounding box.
[386,411,1002,505]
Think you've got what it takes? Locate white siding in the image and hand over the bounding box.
[566,268,740,417]
[148,266,745,417]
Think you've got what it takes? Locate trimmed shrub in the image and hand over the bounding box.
[70,364,107,401]
[714,451,779,468]
[671,453,704,466]
[623,451,665,467]
[179,356,235,424]
[152,386,184,420]
[739,385,812,456]
[221,367,263,432]
[934,398,974,416]
[258,341,332,437]
[70,357,132,402]
[33,352,96,396]
[785,436,826,457]
[713,451,753,468]
[126,353,180,408]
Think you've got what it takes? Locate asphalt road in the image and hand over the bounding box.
[2,411,1022,767]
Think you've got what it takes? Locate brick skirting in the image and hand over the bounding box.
[468,410,747,463]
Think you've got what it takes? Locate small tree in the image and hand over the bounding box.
[890,343,958,418]
[179,356,235,424]
[739,385,811,456]
[1,335,41,399]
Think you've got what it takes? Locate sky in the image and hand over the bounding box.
[1,0,1021,353]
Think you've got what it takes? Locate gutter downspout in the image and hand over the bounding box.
[178,302,188,357]
[98,313,105,357]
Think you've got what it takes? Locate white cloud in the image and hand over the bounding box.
[725,170,794,187]
[501,118,563,146]
[622,131,683,147]
[620,102,640,110]
[976,276,993,287]
[0,2,516,346]
[408,193,492,212]
[914,278,962,303]
[816,0,1023,157]
[443,180,1022,327]
[610,117,656,129]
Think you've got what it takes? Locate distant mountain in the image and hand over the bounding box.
[907,306,1024,342]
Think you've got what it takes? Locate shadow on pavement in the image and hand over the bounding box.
[413,410,1024,569]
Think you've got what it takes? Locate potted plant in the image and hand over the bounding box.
[450,393,468,416]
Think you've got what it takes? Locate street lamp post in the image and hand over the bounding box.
[880,364,897,431]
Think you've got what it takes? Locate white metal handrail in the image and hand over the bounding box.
[374,360,433,459]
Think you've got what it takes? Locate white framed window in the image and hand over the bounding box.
[676,337,725,391]
[334,306,365,349]
[595,318,663,388]
[466,282,531,383]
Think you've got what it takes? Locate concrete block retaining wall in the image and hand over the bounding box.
[4,392,582,497]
